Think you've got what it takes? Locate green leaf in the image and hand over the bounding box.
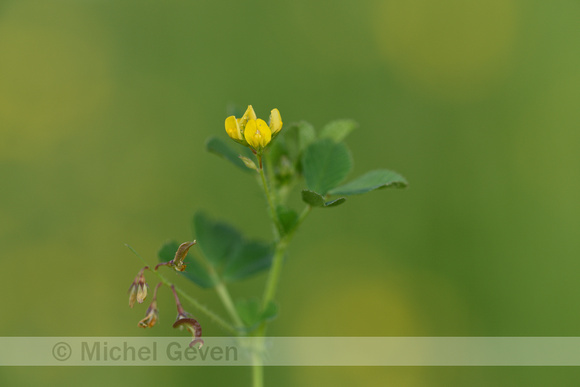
[239,156,259,171]
[319,119,358,142]
[205,136,253,173]
[301,189,324,206]
[261,301,279,322]
[284,121,316,154]
[329,169,408,196]
[301,189,346,208]
[276,205,298,235]
[235,299,261,327]
[157,240,179,262]
[269,121,316,174]
[157,241,214,288]
[191,212,274,283]
[222,240,273,282]
[302,139,353,195]
[180,256,215,288]
[235,299,279,329]
[193,212,243,267]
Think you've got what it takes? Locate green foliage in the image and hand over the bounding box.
[153,111,406,367]
[269,121,317,186]
[192,212,273,283]
[157,240,178,262]
[221,240,273,282]
[276,205,299,234]
[239,156,259,171]
[280,121,317,164]
[158,212,274,288]
[329,169,408,195]
[235,299,278,331]
[193,212,242,267]
[301,189,346,208]
[205,136,253,172]
[319,119,358,143]
[206,118,407,213]
[157,240,214,288]
[302,139,353,195]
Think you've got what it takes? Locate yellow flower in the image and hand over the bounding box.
[225,105,256,142]
[244,118,271,150]
[269,108,283,135]
[224,106,283,152]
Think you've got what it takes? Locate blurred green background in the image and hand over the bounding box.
[1,0,579,385]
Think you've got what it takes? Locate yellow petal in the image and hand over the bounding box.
[225,116,242,140]
[244,119,272,150]
[242,105,257,121]
[256,119,272,147]
[238,105,257,131]
[268,108,283,135]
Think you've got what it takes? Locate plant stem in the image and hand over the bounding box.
[252,349,264,387]
[253,154,313,387]
[125,244,239,335]
[258,155,281,240]
[294,205,312,235]
[215,280,244,329]
[261,204,312,307]
[260,239,289,310]
[203,255,245,330]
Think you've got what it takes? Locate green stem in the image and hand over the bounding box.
[264,153,277,205]
[258,205,312,337]
[293,205,312,237]
[252,350,264,387]
[202,255,245,330]
[215,280,244,329]
[258,155,281,240]
[254,154,313,387]
[260,205,311,311]
[260,239,289,310]
[125,244,238,335]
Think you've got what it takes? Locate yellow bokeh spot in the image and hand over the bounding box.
[286,241,470,385]
[294,271,420,336]
[0,2,113,160]
[373,0,518,100]
[290,265,424,386]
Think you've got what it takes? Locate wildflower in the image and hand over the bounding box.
[244,118,271,150]
[173,312,204,349]
[154,241,196,272]
[172,241,196,272]
[138,300,159,328]
[128,267,148,308]
[225,105,256,142]
[171,285,204,348]
[225,105,283,152]
[138,283,162,328]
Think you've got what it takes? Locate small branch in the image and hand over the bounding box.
[125,244,239,335]
[260,239,289,310]
[257,156,282,240]
[259,205,311,320]
[215,281,245,329]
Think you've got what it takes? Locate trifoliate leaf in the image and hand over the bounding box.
[302,139,353,195]
[329,169,408,195]
[205,136,253,173]
[319,119,358,142]
[301,189,346,208]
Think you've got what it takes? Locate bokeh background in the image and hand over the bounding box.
[1,0,579,385]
